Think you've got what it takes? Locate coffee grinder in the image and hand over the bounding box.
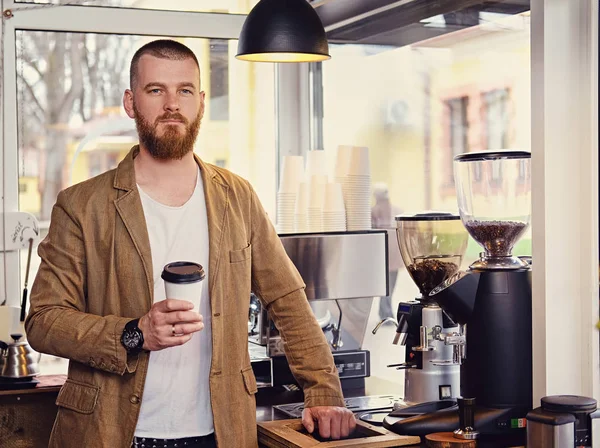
[384,150,533,445]
[390,213,468,405]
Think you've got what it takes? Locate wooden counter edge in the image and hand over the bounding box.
[0,374,66,396]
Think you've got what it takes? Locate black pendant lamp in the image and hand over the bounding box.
[236,0,330,63]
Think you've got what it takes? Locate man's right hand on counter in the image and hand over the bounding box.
[302,406,357,440]
[139,299,204,351]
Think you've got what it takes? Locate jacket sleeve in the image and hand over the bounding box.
[247,183,345,408]
[25,190,137,375]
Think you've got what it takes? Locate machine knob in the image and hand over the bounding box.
[454,397,479,440]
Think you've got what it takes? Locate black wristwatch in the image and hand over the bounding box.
[121,319,145,355]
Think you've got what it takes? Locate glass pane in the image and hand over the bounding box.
[209,39,229,121]
[315,11,531,386]
[14,0,258,14]
[16,31,276,373]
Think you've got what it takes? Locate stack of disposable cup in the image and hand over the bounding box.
[322,182,346,232]
[334,145,353,186]
[334,145,352,209]
[294,182,309,233]
[277,155,304,234]
[342,146,372,231]
[307,174,327,232]
[305,151,329,233]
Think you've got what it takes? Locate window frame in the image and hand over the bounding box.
[208,38,230,121]
[530,0,599,402]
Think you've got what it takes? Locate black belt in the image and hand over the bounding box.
[132,433,216,448]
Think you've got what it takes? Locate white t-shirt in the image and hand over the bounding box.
[134,168,214,438]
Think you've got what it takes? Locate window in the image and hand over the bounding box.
[16,31,275,223]
[311,8,532,395]
[19,147,40,177]
[314,11,531,272]
[483,88,511,183]
[19,183,27,193]
[446,97,469,183]
[209,39,230,121]
[484,88,510,150]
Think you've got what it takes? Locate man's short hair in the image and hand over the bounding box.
[129,39,200,90]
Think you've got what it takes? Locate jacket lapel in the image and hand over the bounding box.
[113,147,154,307]
[195,155,229,296]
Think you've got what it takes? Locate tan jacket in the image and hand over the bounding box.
[25,147,344,448]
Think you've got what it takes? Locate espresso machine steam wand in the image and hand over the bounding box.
[322,300,343,350]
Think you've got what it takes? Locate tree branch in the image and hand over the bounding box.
[45,34,67,122]
[80,43,91,122]
[28,32,51,65]
[17,72,45,117]
[57,34,85,121]
[21,53,45,80]
[25,104,45,126]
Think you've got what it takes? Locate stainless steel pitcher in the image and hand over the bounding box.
[0,340,7,373]
[0,333,40,378]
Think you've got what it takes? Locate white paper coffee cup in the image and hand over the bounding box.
[161,261,205,313]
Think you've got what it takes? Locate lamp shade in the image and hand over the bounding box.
[236,0,330,63]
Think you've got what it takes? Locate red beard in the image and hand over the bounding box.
[133,103,202,160]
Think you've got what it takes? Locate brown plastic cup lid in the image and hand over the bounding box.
[161,261,205,284]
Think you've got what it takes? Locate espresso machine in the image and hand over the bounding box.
[249,230,405,417]
[385,150,533,445]
[389,213,468,405]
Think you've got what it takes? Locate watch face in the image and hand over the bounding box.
[123,331,141,349]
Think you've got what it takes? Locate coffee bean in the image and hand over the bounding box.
[408,258,460,296]
[465,220,528,256]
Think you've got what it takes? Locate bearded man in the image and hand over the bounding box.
[25,39,354,448]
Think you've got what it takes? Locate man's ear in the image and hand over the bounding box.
[123,89,135,119]
[199,91,206,120]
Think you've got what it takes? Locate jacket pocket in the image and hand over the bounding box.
[230,243,251,263]
[55,379,100,414]
[241,366,258,395]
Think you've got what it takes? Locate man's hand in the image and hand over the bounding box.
[302,406,356,439]
[138,299,204,351]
